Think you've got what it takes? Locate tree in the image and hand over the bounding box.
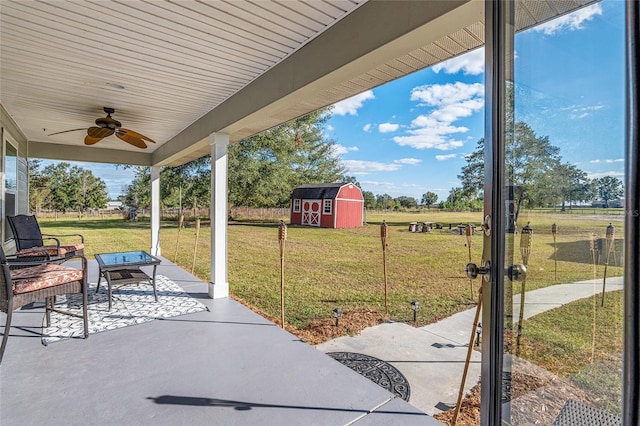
[36,162,107,212]
[161,158,211,212]
[77,168,108,211]
[459,122,569,220]
[421,191,438,209]
[228,108,345,207]
[123,167,151,209]
[395,196,417,209]
[443,187,469,210]
[376,194,394,209]
[458,138,485,201]
[594,176,624,207]
[343,176,362,188]
[552,163,594,210]
[362,191,376,209]
[28,160,50,214]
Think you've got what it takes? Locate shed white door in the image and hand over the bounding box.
[301,200,321,226]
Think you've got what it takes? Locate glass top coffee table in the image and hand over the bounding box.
[95,251,162,310]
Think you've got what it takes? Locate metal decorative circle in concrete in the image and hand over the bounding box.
[327,352,411,401]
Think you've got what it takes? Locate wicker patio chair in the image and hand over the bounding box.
[6,214,84,265]
[0,245,88,364]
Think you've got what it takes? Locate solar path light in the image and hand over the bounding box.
[410,301,419,322]
[333,308,342,327]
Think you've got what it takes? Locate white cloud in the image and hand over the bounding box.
[432,48,484,75]
[379,122,400,133]
[435,154,457,161]
[394,158,422,165]
[606,158,624,164]
[533,4,602,35]
[564,104,605,119]
[590,159,601,164]
[411,82,484,107]
[332,90,375,116]
[587,171,625,179]
[331,144,359,156]
[363,123,372,132]
[326,124,334,132]
[393,82,484,150]
[342,160,402,175]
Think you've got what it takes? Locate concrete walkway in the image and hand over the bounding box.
[316,276,624,416]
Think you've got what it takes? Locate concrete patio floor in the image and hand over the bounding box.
[0,257,439,425]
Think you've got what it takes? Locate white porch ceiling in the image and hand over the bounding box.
[0,0,597,167]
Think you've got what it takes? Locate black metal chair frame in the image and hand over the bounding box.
[6,214,84,264]
[0,247,88,364]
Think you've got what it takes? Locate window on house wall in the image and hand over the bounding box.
[323,199,332,215]
[293,199,300,213]
[3,135,17,242]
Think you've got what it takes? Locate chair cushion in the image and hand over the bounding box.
[17,243,84,258]
[11,264,84,294]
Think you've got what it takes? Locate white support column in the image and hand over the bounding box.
[150,165,161,256]
[209,133,229,298]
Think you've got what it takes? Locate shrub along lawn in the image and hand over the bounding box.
[37,210,623,329]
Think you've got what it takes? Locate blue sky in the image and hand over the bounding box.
[326,0,625,202]
[49,1,625,203]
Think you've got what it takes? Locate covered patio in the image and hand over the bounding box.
[3,1,638,425]
[0,257,433,425]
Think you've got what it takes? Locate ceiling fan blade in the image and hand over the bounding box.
[84,135,105,145]
[87,126,115,138]
[118,128,155,143]
[116,132,148,149]
[47,128,88,136]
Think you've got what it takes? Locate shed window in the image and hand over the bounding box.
[323,199,332,215]
[293,199,301,213]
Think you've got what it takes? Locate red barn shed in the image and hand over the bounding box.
[290,183,363,228]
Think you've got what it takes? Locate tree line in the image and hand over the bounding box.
[28,160,108,213]
[27,107,624,215]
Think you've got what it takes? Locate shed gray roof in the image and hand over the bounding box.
[291,183,347,200]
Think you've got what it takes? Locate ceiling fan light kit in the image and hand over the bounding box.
[47,107,155,149]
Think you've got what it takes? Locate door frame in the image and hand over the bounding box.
[482,2,639,424]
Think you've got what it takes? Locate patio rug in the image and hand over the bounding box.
[41,275,209,345]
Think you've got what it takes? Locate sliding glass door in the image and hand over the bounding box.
[482,1,634,423]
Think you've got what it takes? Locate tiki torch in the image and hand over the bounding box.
[278,220,287,328]
[601,223,615,307]
[381,220,389,316]
[174,214,184,262]
[590,232,598,276]
[191,217,200,274]
[551,223,557,281]
[453,286,483,426]
[516,222,533,355]
[465,224,473,299]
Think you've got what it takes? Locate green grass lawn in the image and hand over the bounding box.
[37,209,623,329]
[518,290,624,415]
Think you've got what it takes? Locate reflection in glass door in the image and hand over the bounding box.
[485,1,627,424]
